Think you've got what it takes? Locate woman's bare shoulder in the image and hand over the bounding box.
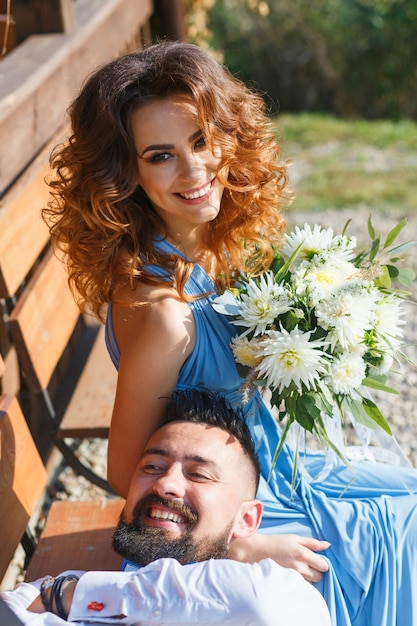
[113,282,194,348]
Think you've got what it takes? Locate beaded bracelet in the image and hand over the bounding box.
[40,574,79,620]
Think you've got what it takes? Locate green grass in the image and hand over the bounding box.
[273,113,417,215]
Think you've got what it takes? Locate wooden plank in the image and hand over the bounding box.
[0,0,153,194]
[58,326,117,438]
[0,129,66,298]
[25,498,124,580]
[8,249,80,392]
[0,13,17,55]
[0,394,48,582]
[10,0,73,43]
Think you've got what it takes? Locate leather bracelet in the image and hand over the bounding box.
[40,577,55,612]
[53,574,80,620]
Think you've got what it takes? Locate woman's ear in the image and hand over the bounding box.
[231,500,263,539]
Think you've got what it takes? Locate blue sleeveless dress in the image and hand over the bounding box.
[106,237,417,626]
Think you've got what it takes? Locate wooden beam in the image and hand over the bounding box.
[0,0,153,195]
[7,0,74,44]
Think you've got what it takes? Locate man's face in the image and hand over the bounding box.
[113,421,254,565]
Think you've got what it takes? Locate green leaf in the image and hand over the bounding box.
[387,240,417,256]
[398,268,416,287]
[342,218,352,236]
[386,264,399,280]
[294,394,321,432]
[369,237,380,262]
[362,376,399,394]
[367,214,376,240]
[374,265,391,288]
[346,398,391,434]
[362,398,392,435]
[274,240,305,282]
[383,219,407,249]
[314,383,335,415]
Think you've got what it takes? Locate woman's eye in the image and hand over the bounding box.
[194,136,206,150]
[149,152,172,163]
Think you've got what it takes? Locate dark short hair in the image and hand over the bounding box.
[163,389,261,493]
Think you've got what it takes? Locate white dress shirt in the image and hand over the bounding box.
[1,557,331,626]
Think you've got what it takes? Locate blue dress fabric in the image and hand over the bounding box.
[105,237,417,626]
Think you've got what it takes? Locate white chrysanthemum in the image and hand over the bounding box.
[230,336,262,368]
[282,224,335,259]
[293,257,361,304]
[326,352,366,394]
[282,223,357,262]
[254,326,329,393]
[373,296,405,350]
[236,272,291,336]
[315,286,378,351]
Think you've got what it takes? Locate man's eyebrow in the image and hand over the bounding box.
[141,448,221,470]
[139,130,203,157]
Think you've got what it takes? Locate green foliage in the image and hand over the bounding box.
[275,113,417,214]
[194,0,417,120]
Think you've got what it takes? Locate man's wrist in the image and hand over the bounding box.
[39,575,79,619]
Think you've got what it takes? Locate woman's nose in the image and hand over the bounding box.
[178,153,204,180]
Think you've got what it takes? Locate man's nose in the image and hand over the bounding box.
[152,464,186,498]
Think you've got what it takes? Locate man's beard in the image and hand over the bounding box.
[112,494,232,566]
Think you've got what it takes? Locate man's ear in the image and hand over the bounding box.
[231,499,263,539]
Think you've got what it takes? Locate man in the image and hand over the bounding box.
[1,390,331,625]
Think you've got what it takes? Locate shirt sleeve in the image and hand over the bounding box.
[69,557,331,625]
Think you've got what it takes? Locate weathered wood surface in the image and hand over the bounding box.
[0,129,65,298]
[25,498,124,580]
[7,0,74,43]
[8,248,80,392]
[58,325,117,439]
[0,0,153,195]
[0,394,48,582]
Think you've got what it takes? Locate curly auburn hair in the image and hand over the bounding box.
[44,41,288,319]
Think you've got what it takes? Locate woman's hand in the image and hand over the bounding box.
[229,533,330,583]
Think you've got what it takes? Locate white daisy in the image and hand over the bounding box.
[326,352,366,395]
[236,272,291,336]
[255,326,329,393]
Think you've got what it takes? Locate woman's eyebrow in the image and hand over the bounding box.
[140,130,203,157]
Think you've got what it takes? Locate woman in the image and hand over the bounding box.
[44,41,417,626]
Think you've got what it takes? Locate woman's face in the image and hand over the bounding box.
[131,95,224,237]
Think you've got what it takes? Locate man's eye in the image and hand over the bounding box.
[142,464,164,473]
[189,472,211,481]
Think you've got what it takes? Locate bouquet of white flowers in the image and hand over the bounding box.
[213,217,415,473]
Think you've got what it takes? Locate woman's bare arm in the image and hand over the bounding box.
[107,285,195,496]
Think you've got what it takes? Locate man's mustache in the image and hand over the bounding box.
[131,493,199,527]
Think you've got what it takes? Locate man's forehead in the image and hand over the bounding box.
[145,420,238,455]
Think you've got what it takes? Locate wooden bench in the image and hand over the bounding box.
[0,128,118,492]
[0,365,124,589]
